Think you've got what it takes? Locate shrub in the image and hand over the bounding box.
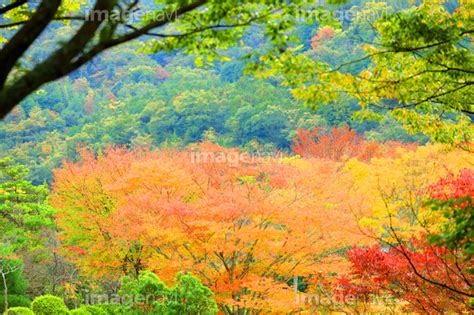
[69,307,89,315]
[70,305,107,315]
[0,295,31,311]
[3,307,34,315]
[94,304,127,315]
[30,295,69,315]
[119,271,218,314]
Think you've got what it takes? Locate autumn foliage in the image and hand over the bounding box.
[337,168,474,313]
[426,169,474,262]
[311,26,335,50]
[51,143,364,313]
[429,168,473,204]
[291,126,411,161]
[51,140,473,313]
[340,238,473,313]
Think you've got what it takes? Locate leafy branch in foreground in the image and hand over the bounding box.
[0,0,345,119]
[256,0,473,146]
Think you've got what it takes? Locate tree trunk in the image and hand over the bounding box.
[1,271,8,313]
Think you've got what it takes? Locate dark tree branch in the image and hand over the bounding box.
[0,20,30,28]
[327,30,471,74]
[86,0,209,49]
[0,0,210,119]
[398,82,473,109]
[0,0,61,88]
[0,210,21,227]
[123,12,268,39]
[386,213,474,298]
[0,0,27,15]
[460,109,474,115]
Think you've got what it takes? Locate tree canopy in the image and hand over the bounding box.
[257,0,473,146]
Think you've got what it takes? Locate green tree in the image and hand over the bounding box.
[0,157,55,249]
[0,246,26,313]
[30,295,69,315]
[0,158,55,305]
[119,271,218,315]
[259,0,473,145]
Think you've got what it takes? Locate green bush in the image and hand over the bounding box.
[119,271,218,314]
[0,295,31,311]
[69,307,89,315]
[70,305,107,315]
[3,307,34,315]
[94,304,127,315]
[30,295,69,315]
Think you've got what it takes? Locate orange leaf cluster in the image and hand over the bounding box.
[311,26,335,50]
[52,143,364,312]
[291,126,414,161]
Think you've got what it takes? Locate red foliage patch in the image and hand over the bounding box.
[338,238,473,313]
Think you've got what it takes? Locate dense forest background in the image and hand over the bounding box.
[0,0,431,184]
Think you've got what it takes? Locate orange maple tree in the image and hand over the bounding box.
[52,143,362,313]
[311,26,335,50]
[291,126,412,161]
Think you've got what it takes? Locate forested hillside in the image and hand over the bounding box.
[0,0,429,183]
